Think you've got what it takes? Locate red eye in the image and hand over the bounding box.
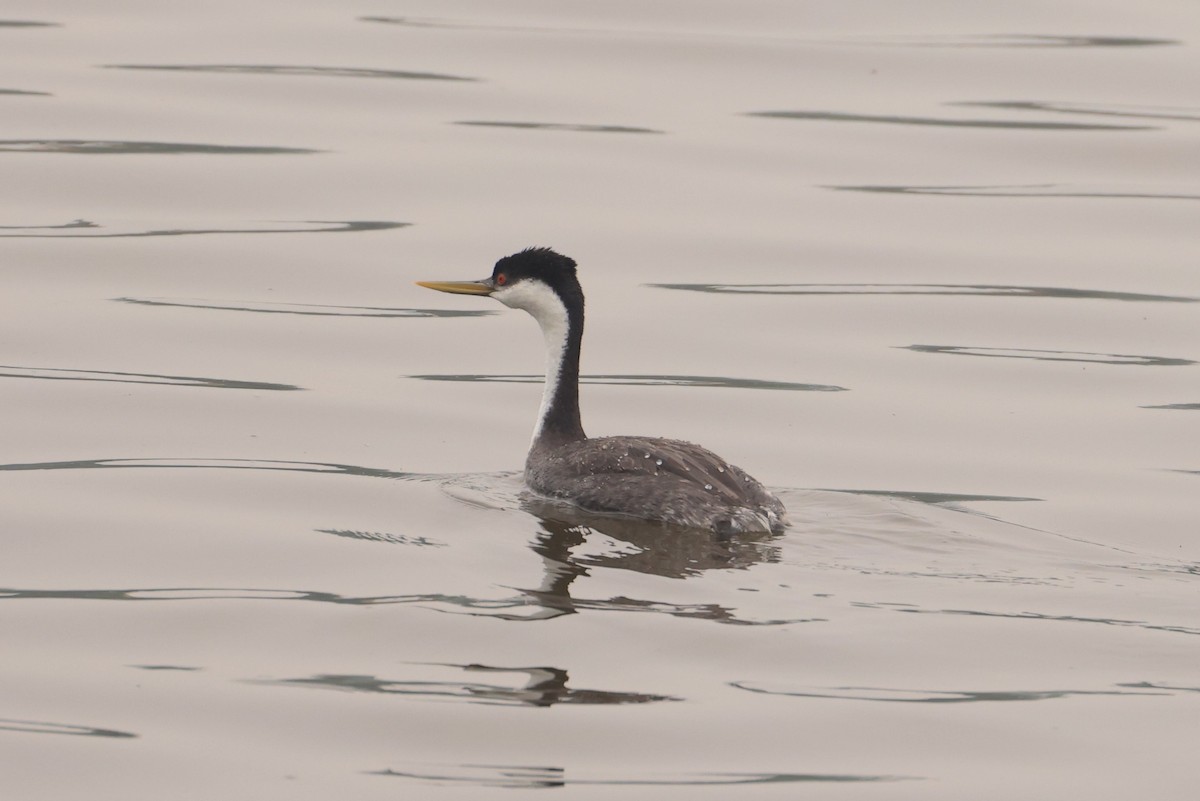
[495,273,507,286]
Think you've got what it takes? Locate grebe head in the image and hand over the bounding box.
[417,246,578,301]
[416,246,583,330]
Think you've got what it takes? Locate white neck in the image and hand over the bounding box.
[491,279,572,447]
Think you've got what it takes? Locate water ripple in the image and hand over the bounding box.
[540,592,802,625]
[1117,681,1200,693]
[267,663,678,707]
[367,764,905,787]
[0,717,136,738]
[0,586,425,603]
[850,601,1200,636]
[817,489,1041,507]
[951,100,1200,123]
[0,219,407,238]
[903,345,1195,367]
[115,296,489,318]
[455,120,664,134]
[410,374,844,391]
[731,682,1171,703]
[317,529,448,547]
[650,283,1195,303]
[0,582,795,626]
[0,219,96,230]
[748,110,1148,131]
[828,34,1178,48]
[0,365,302,391]
[359,18,1173,50]
[104,64,478,82]
[829,184,1200,201]
[0,457,414,479]
[129,665,200,672]
[0,140,320,155]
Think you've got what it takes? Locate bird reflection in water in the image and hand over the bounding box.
[517,498,784,621]
[274,663,677,707]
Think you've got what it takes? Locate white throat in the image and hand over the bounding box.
[492,279,571,446]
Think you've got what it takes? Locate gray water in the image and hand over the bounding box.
[3,2,1198,798]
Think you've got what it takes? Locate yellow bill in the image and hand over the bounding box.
[415,279,494,295]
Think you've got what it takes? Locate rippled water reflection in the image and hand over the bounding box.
[949,100,1200,122]
[368,764,906,788]
[3,1,1197,799]
[749,110,1151,130]
[455,121,665,134]
[269,663,680,706]
[104,64,479,82]
[0,719,137,739]
[830,184,1200,200]
[902,345,1195,367]
[0,366,303,391]
[0,140,322,154]
[114,297,491,317]
[732,683,1175,703]
[652,282,1196,302]
[411,373,845,391]
[0,219,407,237]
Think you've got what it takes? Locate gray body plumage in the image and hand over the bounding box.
[526,435,787,534]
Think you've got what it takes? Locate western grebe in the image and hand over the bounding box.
[417,247,787,534]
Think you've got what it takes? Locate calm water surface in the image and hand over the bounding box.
[2,1,1198,799]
